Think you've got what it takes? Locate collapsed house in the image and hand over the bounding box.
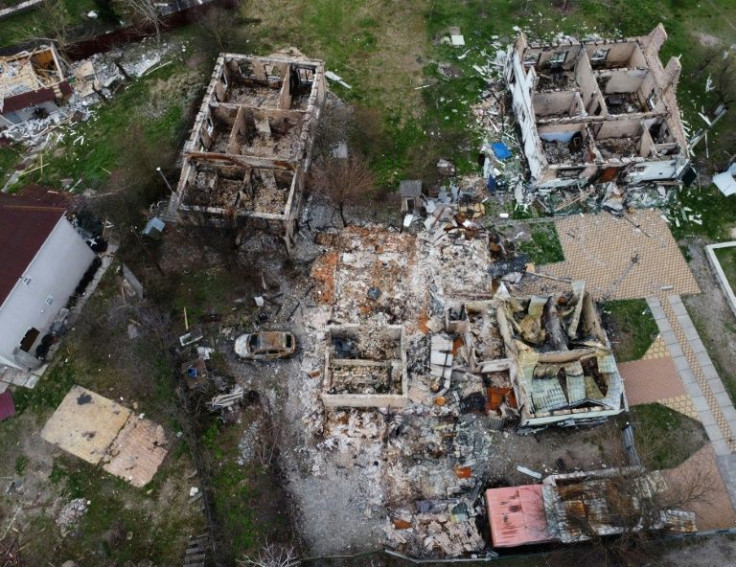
[0,45,72,127]
[506,24,689,190]
[168,53,326,249]
[322,325,408,409]
[496,282,626,427]
[486,468,695,548]
[297,215,630,558]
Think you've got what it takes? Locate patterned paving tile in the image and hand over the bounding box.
[533,210,700,300]
[642,335,669,360]
[659,394,700,421]
[619,357,684,405]
[660,296,736,454]
[665,445,736,530]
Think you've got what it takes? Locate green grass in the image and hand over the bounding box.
[630,403,707,470]
[686,298,736,406]
[0,0,98,48]
[212,459,259,554]
[12,362,77,416]
[668,184,736,241]
[518,223,564,264]
[32,455,197,566]
[0,143,22,188]
[24,62,190,192]
[14,454,29,475]
[715,246,736,292]
[602,299,658,362]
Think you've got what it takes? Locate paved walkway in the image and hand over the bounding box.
[533,209,700,300]
[648,295,736,456]
[618,337,699,420]
[528,211,736,516]
[663,444,736,530]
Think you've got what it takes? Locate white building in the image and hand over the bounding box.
[0,195,95,370]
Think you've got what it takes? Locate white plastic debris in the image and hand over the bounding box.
[325,71,352,90]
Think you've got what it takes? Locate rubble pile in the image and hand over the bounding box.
[3,39,182,146]
[311,228,419,322]
[56,498,88,537]
[289,188,631,556]
[385,501,486,557]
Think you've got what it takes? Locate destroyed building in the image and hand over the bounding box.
[168,53,326,248]
[0,45,72,127]
[322,325,408,409]
[294,214,632,558]
[506,24,689,190]
[496,282,626,427]
[486,468,696,548]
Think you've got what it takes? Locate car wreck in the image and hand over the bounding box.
[234,331,297,360]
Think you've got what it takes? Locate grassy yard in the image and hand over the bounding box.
[518,223,565,265]
[0,261,207,564]
[629,403,707,470]
[20,55,198,193]
[1,356,202,566]
[0,0,99,48]
[200,413,293,563]
[602,299,659,362]
[715,246,736,293]
[0,143,21,189]
[241,0,736,192]
[686,298,736,406]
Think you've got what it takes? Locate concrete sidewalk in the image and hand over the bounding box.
[648,295,736,456]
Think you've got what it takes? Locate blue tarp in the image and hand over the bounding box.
[491,142,512,160]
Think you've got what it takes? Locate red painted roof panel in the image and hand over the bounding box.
[0,390,16,421]
[486,484,553,548]
[0,193,65,306]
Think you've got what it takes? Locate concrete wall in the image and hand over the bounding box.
[533,91,579,117]
[599,69,647,94]
[623,156,688,183]
[596,118,641,139]
[575,54,598,112]
[0,217,94,369]
[584,42,637,67]
[321,393,407,408]
[507,40,546,181]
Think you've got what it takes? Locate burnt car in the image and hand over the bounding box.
[234,331,297,360]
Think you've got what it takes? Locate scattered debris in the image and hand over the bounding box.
[208,385,245,411]
[325,70,352,89]
[713,162,736,197]
[56,498,88,537]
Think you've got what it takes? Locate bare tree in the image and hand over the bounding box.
[238,544,300,567]
[11,0,71,53]
[194,7,239,54]
[115,0,164,42]
[567,421,717,565]
[307,154,376,227]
